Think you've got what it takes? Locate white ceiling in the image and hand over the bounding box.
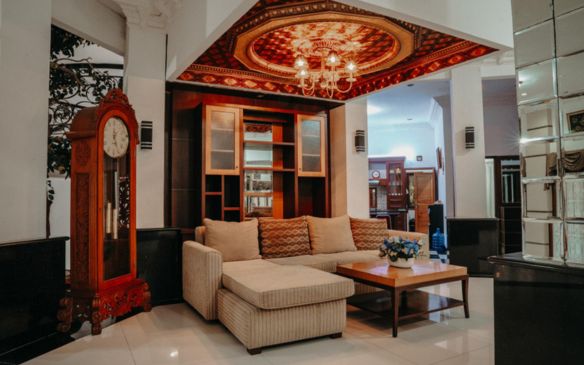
[367,80,450,126]
[367,77,517,127]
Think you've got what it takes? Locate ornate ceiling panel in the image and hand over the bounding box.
[178,0,497,101]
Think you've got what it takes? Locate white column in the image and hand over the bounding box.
[329,100,369,218]
[434,95,456,218]
[450,64,488,218]
[124,25,166,228]
[0,0,51,243]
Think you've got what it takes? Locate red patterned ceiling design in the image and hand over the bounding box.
[178,0,497,101]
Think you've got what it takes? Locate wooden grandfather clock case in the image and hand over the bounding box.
[57,89,151,335]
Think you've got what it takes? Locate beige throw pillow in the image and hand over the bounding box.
[307,215,357,254]
[203,218,260,262]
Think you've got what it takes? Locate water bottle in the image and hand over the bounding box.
[432,228,446,255]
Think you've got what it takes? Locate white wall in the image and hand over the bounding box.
[450,64,488,218]
[430,101,448,208]
[166,0,257,79]
[124,25,166,228]
[483,102,520,156]
[52,0,125,55]
[0,0,51,243]
[368,124,437,169]
[330,101,370,218]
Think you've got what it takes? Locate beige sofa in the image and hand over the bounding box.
[183,223,427,354]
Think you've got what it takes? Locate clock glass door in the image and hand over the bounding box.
[103,117,131,281]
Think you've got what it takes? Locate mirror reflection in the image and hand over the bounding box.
[520,99,558,138]
[523,221,563,259]
[517,60,556,104]
[523,181,561,219]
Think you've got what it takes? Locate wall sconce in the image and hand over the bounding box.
[465,126,475,149]
[355,130,366,152]
[140,121,153,150]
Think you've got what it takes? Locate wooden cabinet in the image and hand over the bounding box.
[386,157,407,230]
[297,114,326,177]
[205,105,240,175]
[58,89,150,335]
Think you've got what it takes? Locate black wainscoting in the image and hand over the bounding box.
[0,237,72,364]
[447,218,499,276]
[137,228,183,306]
[489,254,584,365]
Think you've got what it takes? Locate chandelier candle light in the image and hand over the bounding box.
[293,39,359,98]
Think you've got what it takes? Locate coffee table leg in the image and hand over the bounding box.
[392,288,400,337]
[462,277,470,318]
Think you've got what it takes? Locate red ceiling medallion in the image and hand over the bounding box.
[178,0,497,101]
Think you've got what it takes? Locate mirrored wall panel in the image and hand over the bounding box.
[519,99,559,139]
[517,60,556,104]
[560,95,584,136]
[521,140,559,178]
[566,222,584,263]
[511,0,553,32]
[557,52,584,97]
[523,181,561,219]
[514,20,555,68]
[555,0,584,16]
[555,7,584,56]
[513,0,584,264]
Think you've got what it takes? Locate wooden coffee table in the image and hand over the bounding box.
[337,260,469,337]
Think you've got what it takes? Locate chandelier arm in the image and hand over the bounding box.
[335,79,355,94]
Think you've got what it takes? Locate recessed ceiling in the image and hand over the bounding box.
[178,0,497,101]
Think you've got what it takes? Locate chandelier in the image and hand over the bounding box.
[293,38,359,98]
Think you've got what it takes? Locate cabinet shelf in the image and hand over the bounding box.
[244,167,295,172]
[211,127,235,133]
[205,192,222,196]
[244,140,295,147]
[223,207,241,211]
[211,149,235,153]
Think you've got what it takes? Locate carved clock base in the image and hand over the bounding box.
[57,279,151,335]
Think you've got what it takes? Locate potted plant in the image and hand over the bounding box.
[379,237,423,268]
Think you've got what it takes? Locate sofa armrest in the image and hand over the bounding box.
[387,230,430,258]
[183,240,223,320]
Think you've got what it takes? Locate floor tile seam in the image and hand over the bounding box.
[359,336,420,365]
[425,343,492,365]
[119,320,139,365]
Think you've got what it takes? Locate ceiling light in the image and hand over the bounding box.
[294,56,307,69]
[521,92,527,96]
[292,38,359,98]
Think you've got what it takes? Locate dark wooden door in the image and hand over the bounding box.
[414,172,435,234]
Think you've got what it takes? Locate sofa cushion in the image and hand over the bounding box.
[258,217,311,259]
[204,218,260,262]
[222,259,354,310]
[265,255,337,272]
[307,215,356,254]
[350,217,388,250]
[314,250,380,266]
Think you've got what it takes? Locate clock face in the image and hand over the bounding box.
[371,170,381,179]
[103,117,129,158]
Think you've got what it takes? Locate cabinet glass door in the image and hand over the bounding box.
[206,106,240,175]
[298,114,325,176]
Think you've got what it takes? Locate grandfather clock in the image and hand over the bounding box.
[57,89,151,335]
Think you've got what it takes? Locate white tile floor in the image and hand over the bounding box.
[25,278,494,365]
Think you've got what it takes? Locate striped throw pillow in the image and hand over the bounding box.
[350,217,388,250]
[259,217,311,258]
